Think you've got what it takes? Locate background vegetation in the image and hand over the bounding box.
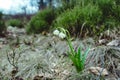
[7,19,24,28]
[26,8,56,34]
[53,0,120,37]
[25,0,120,37]
[0,12,6,36]
[0,0,119,37]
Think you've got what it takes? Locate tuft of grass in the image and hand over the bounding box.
[7,19,24,28]
[68,46,90,72]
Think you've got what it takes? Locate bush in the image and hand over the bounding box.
[112,1,120,23]
[26,20,48,34]
[0,12,6,36]
[26,8,56,34]
[54,4,102,36]
[7,19,23,28]
[96,0,120,29]
[54,0,120,37]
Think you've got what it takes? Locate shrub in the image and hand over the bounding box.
[97,0,115,16]
[112,3,120,23]
[0,12,6,36]
[96,0,120,29]
[54,0,120,37]
[26,8,56,34]
[26,20,48,34]
[54,4,102,36]
[61,0,77,10]
[7,19,23,28]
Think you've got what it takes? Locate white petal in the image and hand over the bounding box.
[53,30,60,36]
[59,32,66,39]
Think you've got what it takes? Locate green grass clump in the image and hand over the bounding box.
[54,4,102,36]
[53,0,120,37]
[68,43,90,72]
[7,19,24,28]
[26,8,56,34]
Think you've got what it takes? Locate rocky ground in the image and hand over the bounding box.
[0,26,120,80]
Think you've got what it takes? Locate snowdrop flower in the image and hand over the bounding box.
[53,29,60,36]
[59,32,66,39]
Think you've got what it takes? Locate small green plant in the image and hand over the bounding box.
[7,19,23,28]
[54,27,90,72]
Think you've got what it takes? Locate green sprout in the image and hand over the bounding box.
[56,27,90,72]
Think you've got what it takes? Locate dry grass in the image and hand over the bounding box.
[0,27,120,80]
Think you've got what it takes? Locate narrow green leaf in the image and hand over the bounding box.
[77,47,81,59]
[82,47,90,64]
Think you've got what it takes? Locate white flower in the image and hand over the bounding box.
[53,29,60,36]
[59,32,66,39]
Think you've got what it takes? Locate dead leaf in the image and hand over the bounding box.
[89,67,109,76]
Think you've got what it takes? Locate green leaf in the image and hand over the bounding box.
[82,48,90,64]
